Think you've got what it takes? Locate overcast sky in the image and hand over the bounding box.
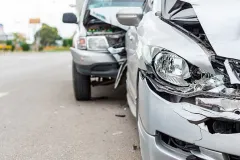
[0,0,77,39]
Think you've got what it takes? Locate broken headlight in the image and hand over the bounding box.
[87,36,109,51]
[154,51,190,87]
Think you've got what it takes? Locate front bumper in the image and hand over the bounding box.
[138,76,240,160]
[70,48,119,77]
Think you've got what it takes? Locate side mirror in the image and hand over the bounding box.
[116,7,143,27]
[62,13,77,24]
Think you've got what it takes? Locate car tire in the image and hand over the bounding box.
[72,62,91,101]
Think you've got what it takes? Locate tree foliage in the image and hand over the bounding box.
[13,33,26,43]
[35,23,61,46]
[62,39,73,47]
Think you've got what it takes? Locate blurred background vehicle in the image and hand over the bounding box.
[63,0,144,101]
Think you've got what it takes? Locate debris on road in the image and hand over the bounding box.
[112,131,123,136]
[132,145,139,151]
[115,114,126,118]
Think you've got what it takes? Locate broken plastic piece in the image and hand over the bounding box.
[108,47,125,55]
[224,59,240,84]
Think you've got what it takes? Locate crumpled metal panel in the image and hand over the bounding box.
[196,98,240,112]
[139,12,214,73]
[89,7,131,31]
[192,0,240,60]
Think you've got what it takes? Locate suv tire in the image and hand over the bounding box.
[72,62,91,101]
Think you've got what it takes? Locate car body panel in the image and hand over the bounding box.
[71,47,116,66]
[122,0,240,159]
[125,26,139,106]
[136,11,214,73]
[139,76,240,158]
[162,0,240,60]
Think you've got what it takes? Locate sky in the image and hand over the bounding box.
[0,0,78,40]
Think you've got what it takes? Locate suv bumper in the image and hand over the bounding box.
[71,48,119,77]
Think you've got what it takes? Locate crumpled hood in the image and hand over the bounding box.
[90,7,130,31]
[184,0,240,60]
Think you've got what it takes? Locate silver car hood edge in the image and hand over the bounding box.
[89,7,130,31]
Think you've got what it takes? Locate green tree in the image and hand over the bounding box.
[35,23,61,46]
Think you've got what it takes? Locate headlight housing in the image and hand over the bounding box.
[87,36,109,51]
[154,50,190,87]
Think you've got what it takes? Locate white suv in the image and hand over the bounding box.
[62,0,144,100]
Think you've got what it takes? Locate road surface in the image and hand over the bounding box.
[0,52,141,160]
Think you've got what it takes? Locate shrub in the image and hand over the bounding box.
[39,46,44,51]
[11,45,15,51]
[6,40,12,46]
[21,43,30,51]
[62,39,73,47]
[68,39,73,47]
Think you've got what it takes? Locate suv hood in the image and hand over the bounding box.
[89,7,130,31]
[165,0,240,60]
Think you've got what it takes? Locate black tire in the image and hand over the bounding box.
[72,62,91,101]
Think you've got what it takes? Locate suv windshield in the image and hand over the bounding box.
[88,0,144,9]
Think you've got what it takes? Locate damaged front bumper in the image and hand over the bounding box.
[71,47,119,77]
[138,74,240,160]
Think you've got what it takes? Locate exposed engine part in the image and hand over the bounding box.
[85,16,124,34]
[84,14,126,49]
[196,98,240,112]
[205,119,240,134]
[178,23,212,50]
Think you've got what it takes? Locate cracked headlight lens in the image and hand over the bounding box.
[154,51,190,87]
[87,36,109,51]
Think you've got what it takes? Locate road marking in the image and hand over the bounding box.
[0,92,9,98]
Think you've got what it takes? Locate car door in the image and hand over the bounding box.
[126,0,153,107]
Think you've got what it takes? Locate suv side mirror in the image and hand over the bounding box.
[62,13,77,24]
[116,7,143,27]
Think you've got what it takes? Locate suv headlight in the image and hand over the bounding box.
[154,50,190,87]
[87,36,109,51]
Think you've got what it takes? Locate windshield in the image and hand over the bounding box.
[88,0,144,9]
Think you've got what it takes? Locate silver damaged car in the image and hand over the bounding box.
[62,0,143,100]
[117,0,240,159]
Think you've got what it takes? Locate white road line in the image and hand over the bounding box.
[0,92,9,98]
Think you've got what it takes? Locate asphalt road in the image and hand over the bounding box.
[0,52,141,160]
